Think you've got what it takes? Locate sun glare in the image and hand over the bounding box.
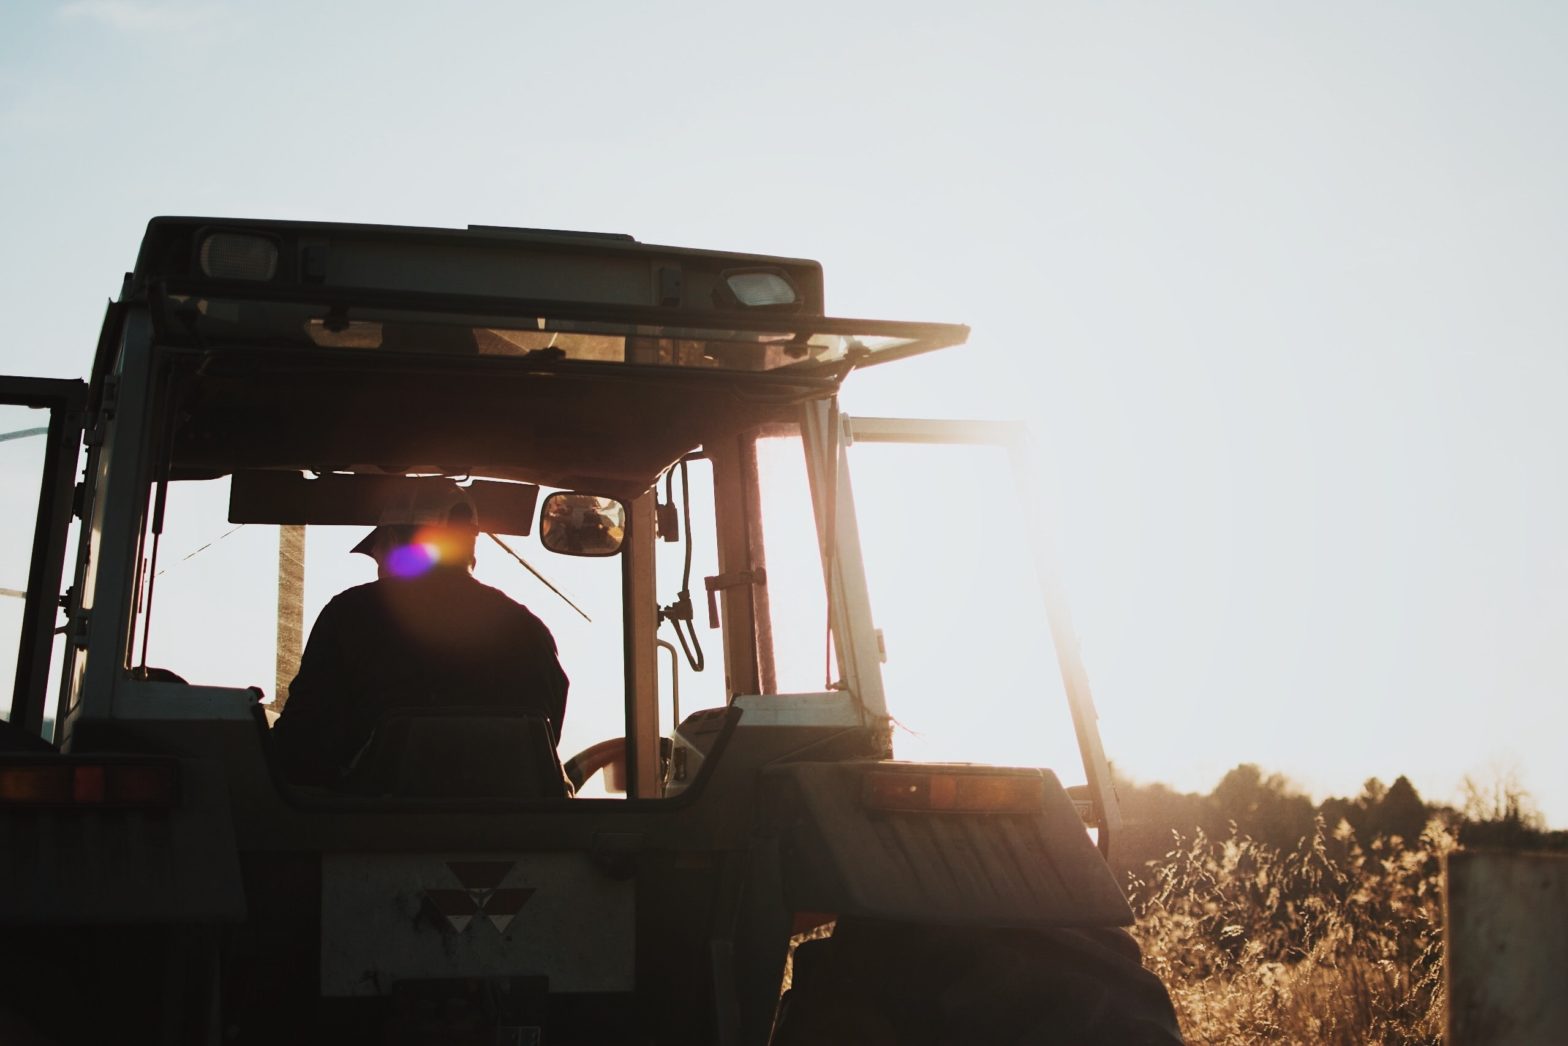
[756,426,1088,784]
[386,541,439,578]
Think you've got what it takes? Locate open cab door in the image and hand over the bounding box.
[0,377,86,742]
[819,410,1122,855]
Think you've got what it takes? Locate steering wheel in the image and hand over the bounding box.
[563,737,675,793]
[564,738,627,792]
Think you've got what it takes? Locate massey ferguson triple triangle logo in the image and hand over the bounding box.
[421,860,535,934]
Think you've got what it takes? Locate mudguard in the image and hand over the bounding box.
[760,761,1132,928]
[0,752,245,924]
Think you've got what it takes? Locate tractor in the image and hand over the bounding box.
[0,217,1181,1044]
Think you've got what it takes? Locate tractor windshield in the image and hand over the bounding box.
[136,473,637,766]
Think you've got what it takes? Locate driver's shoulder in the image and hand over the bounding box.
[327,580,387,612]
[467,580,550,631]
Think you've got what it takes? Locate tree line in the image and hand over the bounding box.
[1110,763,1566,883]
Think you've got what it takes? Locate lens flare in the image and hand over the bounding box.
[387,541,438,578]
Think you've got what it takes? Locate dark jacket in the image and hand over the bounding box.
[271,571,568,785]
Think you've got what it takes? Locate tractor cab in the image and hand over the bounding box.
[40,218,971,784]
[0,218,1171,1045]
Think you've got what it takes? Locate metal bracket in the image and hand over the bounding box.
[703,568,766,629]
[67,610,91,650]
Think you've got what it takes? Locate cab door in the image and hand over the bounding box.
[0,377,87,740]
[832,413,1122,853]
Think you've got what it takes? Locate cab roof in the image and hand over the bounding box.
[118,217,968,498]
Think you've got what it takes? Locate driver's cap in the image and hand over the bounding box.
[351,482,479,556]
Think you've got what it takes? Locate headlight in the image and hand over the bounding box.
[198,232,279,281]
[716,268,799,309]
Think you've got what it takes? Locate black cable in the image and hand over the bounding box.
[658,460,704,672]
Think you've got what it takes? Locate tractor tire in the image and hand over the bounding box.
[771,918,1182,1046]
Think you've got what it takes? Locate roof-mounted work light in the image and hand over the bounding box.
[714,268,799,310]
[198,231,279,281]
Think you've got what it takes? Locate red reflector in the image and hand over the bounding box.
[110,764,179,805]
[0,760,178,808]
[862,771,1044,813]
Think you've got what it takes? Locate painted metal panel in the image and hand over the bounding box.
[768,762,1132,928]
[321,852,634,996]
[1446,850,1568,1045]
[732,692,860,727]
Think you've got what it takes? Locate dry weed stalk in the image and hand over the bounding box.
[1129,816,1453,1045]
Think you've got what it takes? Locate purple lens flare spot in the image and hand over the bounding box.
[387,542,437,578]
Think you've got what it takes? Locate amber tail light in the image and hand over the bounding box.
[861,770,1044,813]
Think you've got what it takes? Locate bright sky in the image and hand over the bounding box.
[3,2,1567,824]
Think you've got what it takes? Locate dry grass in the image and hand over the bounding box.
[1129,818,1453,1045]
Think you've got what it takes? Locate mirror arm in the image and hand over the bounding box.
[486,532,591,622]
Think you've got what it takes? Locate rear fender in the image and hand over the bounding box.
[759,761,1131,929]
[0,748,245,924]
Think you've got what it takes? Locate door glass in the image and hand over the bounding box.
[755,434,832,695]
[846,441,1085,781]
[0,404,55,722]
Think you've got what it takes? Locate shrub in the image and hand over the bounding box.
[1129,817,1452,1045]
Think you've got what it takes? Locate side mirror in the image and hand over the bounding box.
[538,493,627,557]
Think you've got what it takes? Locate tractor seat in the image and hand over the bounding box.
[343,707,571,799]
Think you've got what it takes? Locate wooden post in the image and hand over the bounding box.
[274,524,305,709]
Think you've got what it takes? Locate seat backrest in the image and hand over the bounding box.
[346,707,571,799]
